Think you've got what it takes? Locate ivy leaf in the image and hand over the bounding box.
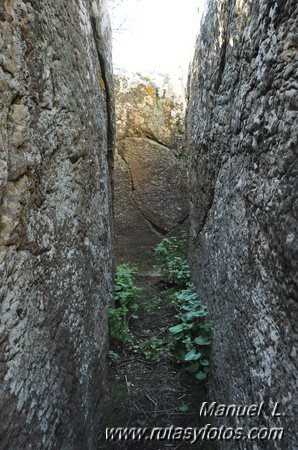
[185,349,202,361]
[195,336,211,346]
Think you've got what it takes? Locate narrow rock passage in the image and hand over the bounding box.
[99,265,214,450]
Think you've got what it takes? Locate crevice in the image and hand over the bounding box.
[141,215,168,237]
[168,213,189,233]
[178,214,189,226]
[194,188,215,242]
[215,38,227,92]
[31,246,52,257]
[90,14,115,185]
[117,134,172,152]
[143,133,171,150]
[214,1,233,93]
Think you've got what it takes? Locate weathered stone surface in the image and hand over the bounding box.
[114,146,161,261]
[114,75,188,261]
[115,75,184,149]
[187,0,298,447]
[0,1,114,448]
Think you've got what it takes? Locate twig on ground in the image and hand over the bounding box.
[132,401,139,411]
[159,399,177,409]
[145,392,157,406]
[117,359,135,368]
[136,358,157,365]
[125,375,130,396]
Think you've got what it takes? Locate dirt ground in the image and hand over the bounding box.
[98,266,216,450]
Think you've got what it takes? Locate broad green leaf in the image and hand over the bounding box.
[183,310,208,320]
[185,349,202,361]
[195,336,211,346]
[169,324,184,334]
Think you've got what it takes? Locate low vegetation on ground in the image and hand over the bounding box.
[108,233,212,381]
[101,235,213,443]
[154,233,190,287]
[168,288,211,380]
[108,264,141,346]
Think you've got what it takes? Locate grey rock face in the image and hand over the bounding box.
[114,75,188,261]
[0,1,114,448]
[187,0,297,446]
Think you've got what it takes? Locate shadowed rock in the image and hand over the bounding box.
[0,1,114,448]
[187,0,298,447]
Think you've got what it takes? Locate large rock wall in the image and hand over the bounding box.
[114,75,188,261]
[0,1,114,448]
[187,0,297,446]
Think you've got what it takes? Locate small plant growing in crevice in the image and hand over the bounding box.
[108,264,142,347]
[168,287,211,381]
[154,233,190,287]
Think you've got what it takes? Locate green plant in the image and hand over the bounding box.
[108,306,133,345]
[179,404,190,412]
[108,264,142,346]
[176,141,186,160]
[154,234,190,287]
[140,337,164,362]
[107,350,120,361]
[114,264,142,317]
[168,287,212,381]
